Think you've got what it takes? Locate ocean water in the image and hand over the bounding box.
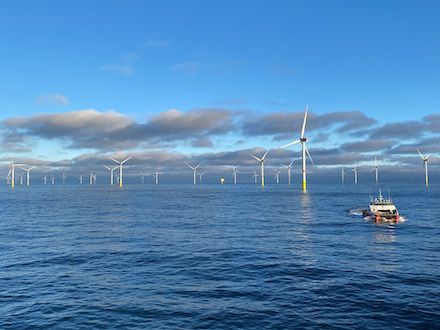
[1,183,439,329]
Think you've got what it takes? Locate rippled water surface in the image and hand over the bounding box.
[1,183,439,329]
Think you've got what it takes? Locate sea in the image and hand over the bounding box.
[1,183,439,329]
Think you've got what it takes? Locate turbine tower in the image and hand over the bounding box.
[370,157,379,184]
[19,173,24,185]
[104,165,118,185]
[19,166,35,186]
[250,150,270,188]
[417,148,430,187]
[282,160,294,185]
[79,175,83,185]
[341,168,345,184]
[139,171,145,184]
[50,175,55,185]
[186,163,200,185]
[111,156,133,188]
[279,106,313,191]
[230,166,239,184]
[7,161,25,188]
[43,175,48,185]
[62,172,67,185]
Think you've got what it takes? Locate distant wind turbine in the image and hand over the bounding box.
[353,165,358,184]
[19,166,35,186]
[19,173,24,185]
[282,160,294,185]
[252,171,259,184]
[274,169,281,184]
[104,165,118,185]
[154,169,162,185]
[186,163,201,185]
[370,157,379,184]
[250,150,270,188]
[341,168,345,184]
[417,148,430,187]
[229,165,239,184]
[50,175,55,185]
[43,175,48,185]
[197,171,206,184]
[279,106,313,191]
[79,175,83,185]
[111,156,133,188]
[7,161,25,188]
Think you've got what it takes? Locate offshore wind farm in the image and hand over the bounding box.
[1,1,440,329]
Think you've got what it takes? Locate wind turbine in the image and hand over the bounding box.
[417,148,430,187]
[111,156,133,188]
[7,161,25,188]
[19,173,24,185]
[250,150,270,188]
[50,175,55,185]
[139,171,145,184]
[43,175,48,185]
[279,106,313,191]
[282,160,294,185]
[229,166,239,184]
[197,171,206,184]
[79,175,83,185]
[104,165,118,185]
[370,157,379,184]
[19,166,35,186]
[154,169,162,185]
[353,165,358,184]
[341,168,345,184]
[186,163,200,185]
[89,171,94,185]
[252,171,259,184]
[62,172,67,185]
[274,169,281,184]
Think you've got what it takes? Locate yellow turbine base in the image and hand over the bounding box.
[302,180,307,191]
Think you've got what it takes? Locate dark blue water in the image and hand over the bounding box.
[1,184,439,329]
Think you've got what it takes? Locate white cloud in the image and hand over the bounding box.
[35,94,69,106]
[171,61,199,74]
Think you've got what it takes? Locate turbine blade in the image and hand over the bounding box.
[416,148,424,159]
[304,144,314,166]
[289,160,294,167]
[185,163,194,170]
[279,140,301,149]
[262,150,270,160]
[301,106,308,139]
[250,154,261,162]
[111,158,121,164]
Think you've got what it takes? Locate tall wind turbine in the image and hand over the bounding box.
[19,166,35,186]
[111,156,133,188]
[7,161,25,188]
[370,157,379,184]
[250,150,270,188]
[353,165,358,184]
[104,165,118,185]
[282,160,294,185]
[417,148,430,187]
[279,106,313,191]
[230,166,239,184]
[186,163,200,185]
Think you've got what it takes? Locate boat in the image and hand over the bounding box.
[362,190,399,223]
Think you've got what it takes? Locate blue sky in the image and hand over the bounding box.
[0,0,439,181]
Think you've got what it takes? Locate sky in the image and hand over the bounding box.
[0,0,439,183]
